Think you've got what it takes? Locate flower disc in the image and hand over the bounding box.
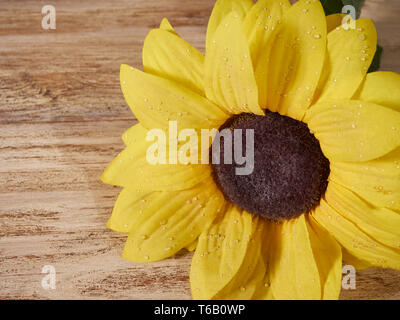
[211,111,330,220]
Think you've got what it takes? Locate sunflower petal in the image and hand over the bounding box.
[354,71,400,112]
[265,0,327,120]
[261,215,341,300]
[243,0,291,108]
[190,206,255,300]
[186,239,198,252]
[205,12,264,115]
[101,125,211,191]
[122,122,141,146]
[213,218,265,300]
[268,215,322,300]
[313,19,377,104]
[143,28,205,95]
[307,215,342,300]
[101,151,211,192]
[122,179,225,262]
[252,273,275,300]
[159,18,178,35]
[324,181,400,249]
[206,0,253,52]
[106,188,150,233]
[326,14,346,33]
[330,148,400,210]
[313,199,400,270]
[216,253,266,300]
[120,65,228,130]
[305,100,400,162]
[251,220,275,300]
[341,251,372,270]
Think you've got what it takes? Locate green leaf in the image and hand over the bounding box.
[342,0,365,19]
[368,45,383,73]
[320,0,343,16]
[320,0,364,18]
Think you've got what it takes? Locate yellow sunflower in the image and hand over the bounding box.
[101,0,400,300]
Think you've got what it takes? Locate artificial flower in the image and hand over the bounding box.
[101,0,400,299]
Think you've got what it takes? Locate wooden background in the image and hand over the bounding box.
[1,0,399,300]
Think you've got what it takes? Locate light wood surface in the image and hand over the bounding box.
[1,0,399,300]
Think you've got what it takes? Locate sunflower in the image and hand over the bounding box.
[101,0,400,300]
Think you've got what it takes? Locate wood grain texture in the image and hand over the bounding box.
[0,0,399,300]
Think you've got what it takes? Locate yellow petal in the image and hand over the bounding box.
[243,0,291,108]
[269,215,321,300]
[252,274,275,300]
[330,148,400,210]
[122,122,141,146]
[120,65,228,130]
[267,214,341,300]
[159,17,178,35]
[101,151,211,192]
[326,13,346,33]
[255,216,341,300]
[305,100,400,162]
[324,182,400,250]
[122,179,225,262]
[354,71,400,112]
[313,199,400,270]
[186,239,198,252]
[101,125,211,191]
[216,254,266,300]
[143,28,205,95]
[251,220,275,300]
[265,0,327,120]
[307,215,342,300]
[205,12,264,116]
[106,188,150,233]
[190,206,255,300]
[206,0,253,52]
[313,19,377,104]
[213,217,265,300]
[341,251,372,270]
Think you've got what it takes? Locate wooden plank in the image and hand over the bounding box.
[0,0,399,300]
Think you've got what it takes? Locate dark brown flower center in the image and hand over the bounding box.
[210,111,330,221]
